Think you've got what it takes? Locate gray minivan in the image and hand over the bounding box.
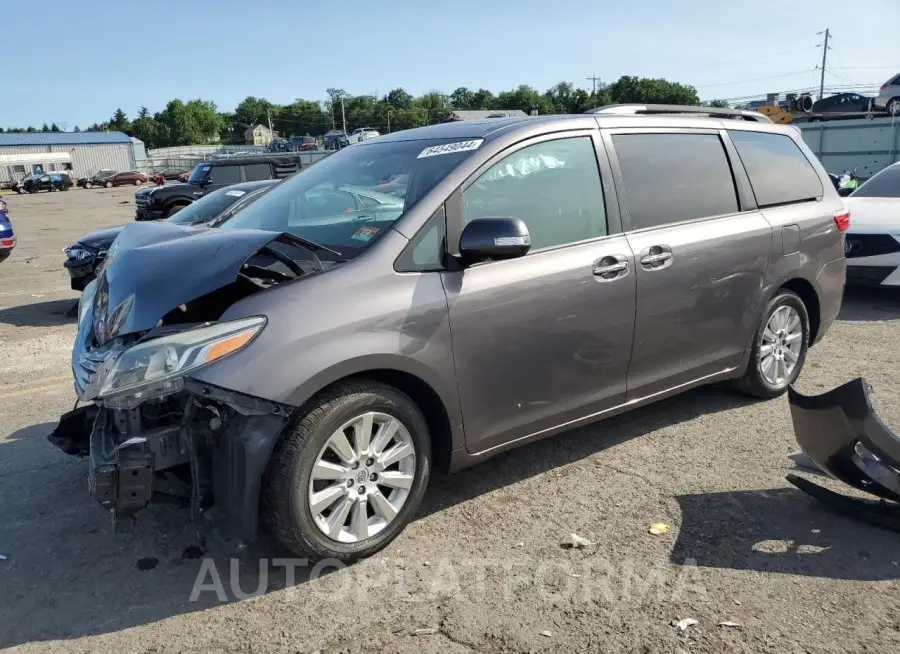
[53,105,847,561]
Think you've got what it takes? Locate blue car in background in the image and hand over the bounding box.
[0,196,16,262]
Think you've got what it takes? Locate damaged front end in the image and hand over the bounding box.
[787,378,900,532]
[49,222,323,541]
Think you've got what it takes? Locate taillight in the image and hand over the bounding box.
[833,210,851,232]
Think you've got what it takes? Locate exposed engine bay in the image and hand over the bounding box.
[787,377,900,533]
[48,223,338,541]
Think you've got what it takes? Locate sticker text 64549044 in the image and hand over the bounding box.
[417,139,484,159]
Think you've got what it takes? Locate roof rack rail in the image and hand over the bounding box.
[585,104,773,123]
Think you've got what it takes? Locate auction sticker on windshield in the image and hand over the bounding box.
[351,226,380,242]
[225,190,246,197]
[417,139,484,159]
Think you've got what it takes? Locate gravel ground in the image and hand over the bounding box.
[2,188,900,654]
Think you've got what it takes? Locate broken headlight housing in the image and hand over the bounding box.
[97,316,265,402]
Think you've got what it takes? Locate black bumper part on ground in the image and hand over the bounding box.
[786,378,900,532]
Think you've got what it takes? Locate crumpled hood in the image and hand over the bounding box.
[77,225,128,250]
[95,221,280,341]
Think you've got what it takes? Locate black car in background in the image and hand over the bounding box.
[134,155,298,220]
[811,93,874,115]
[19,173,72,193]
[76,170,118,189]
[64,179,277,290]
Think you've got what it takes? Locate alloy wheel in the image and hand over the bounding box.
[307,411,416,543]
[759,305,803,386]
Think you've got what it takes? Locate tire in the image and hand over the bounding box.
[134,179,142,186]
[16,188,24,194]
[733,289,810,399]
[105,181,113,188]
[888,97,900,116]
[85,182,92,189]
[262,379,432,562]
[164,203,187,218]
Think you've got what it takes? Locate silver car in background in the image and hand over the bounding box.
[874,72,900,115]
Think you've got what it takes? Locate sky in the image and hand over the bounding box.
[6,0,900,129]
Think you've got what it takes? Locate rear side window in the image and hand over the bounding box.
[729,130,823,208]
[851,165,900,198]
[210,165,241,185]
[243,163,271,181]
[612,132,739,230]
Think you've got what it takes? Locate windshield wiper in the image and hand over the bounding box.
[276,231,343,258]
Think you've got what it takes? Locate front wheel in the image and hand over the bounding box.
[105,181,113,188]
[733,289,809,399]
[85,182,93,189]
[262,380,431,562]
[134,179,142,186]
[164,204,187,218]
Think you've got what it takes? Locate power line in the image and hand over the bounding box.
[695,69,817,88]
[702,45,820,68]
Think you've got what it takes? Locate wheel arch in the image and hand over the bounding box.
[286,360,460,473]
[779,277,821,344]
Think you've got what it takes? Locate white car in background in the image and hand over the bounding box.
[842,161,900,287]
[348,127,380,143]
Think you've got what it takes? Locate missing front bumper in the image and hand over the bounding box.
[787,378,900,531]
[48,380,292,541]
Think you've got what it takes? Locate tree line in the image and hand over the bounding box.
[1,76,728,149]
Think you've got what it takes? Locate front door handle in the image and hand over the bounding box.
[592,255,630,280]
[639,245,673,270]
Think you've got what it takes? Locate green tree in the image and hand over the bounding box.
[706,99,730,108]
[26,126,37,132]
[131,107,161,148]
[470,89,497,110]
[41,123,50,132]
[110,108,131,134]
[449,87,474,110]
[386,88,413,110]
[73,125,81,132]
[606,76,699,105]
[50,123,60,132]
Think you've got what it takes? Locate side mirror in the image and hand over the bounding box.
[458,217,531,265]
[838,187,854,197]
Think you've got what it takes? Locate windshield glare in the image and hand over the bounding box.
[167,186,266,225]
[219,138,480,258]
[851,165,900,199]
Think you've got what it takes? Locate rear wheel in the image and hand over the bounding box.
[134,178,142,186]
[105,180,113,188]
[262,380,431,562]
[888,97,900,115]
[85,182,93,189]
[734,289,809,399]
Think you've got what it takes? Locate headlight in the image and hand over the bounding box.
[97,316,265,401]
[65,246,93,261]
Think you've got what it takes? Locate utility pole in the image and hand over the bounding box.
[817,28,830,101]
[340,95,347,135]
[267,109,274,140]
[586,75,601,95]
[387,110,392,133]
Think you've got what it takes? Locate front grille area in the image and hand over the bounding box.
[845,234,900,259]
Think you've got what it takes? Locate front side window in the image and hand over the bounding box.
[729,130,823,208]
[209,165,241,185]
[167,186,267,226]
[612,132,739,230]
[221,137,481,259]
[462,136,607,250]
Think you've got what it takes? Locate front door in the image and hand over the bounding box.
[442,134,637,454]
[605,130,771,400]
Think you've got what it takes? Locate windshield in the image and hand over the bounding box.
[187,163,212,184]
[167,185,269,226]
[851,165,900,198]
[219,138,481,258]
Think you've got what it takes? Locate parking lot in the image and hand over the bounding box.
[2,187,900,653]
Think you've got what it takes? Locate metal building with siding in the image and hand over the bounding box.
[0,131,136,185]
